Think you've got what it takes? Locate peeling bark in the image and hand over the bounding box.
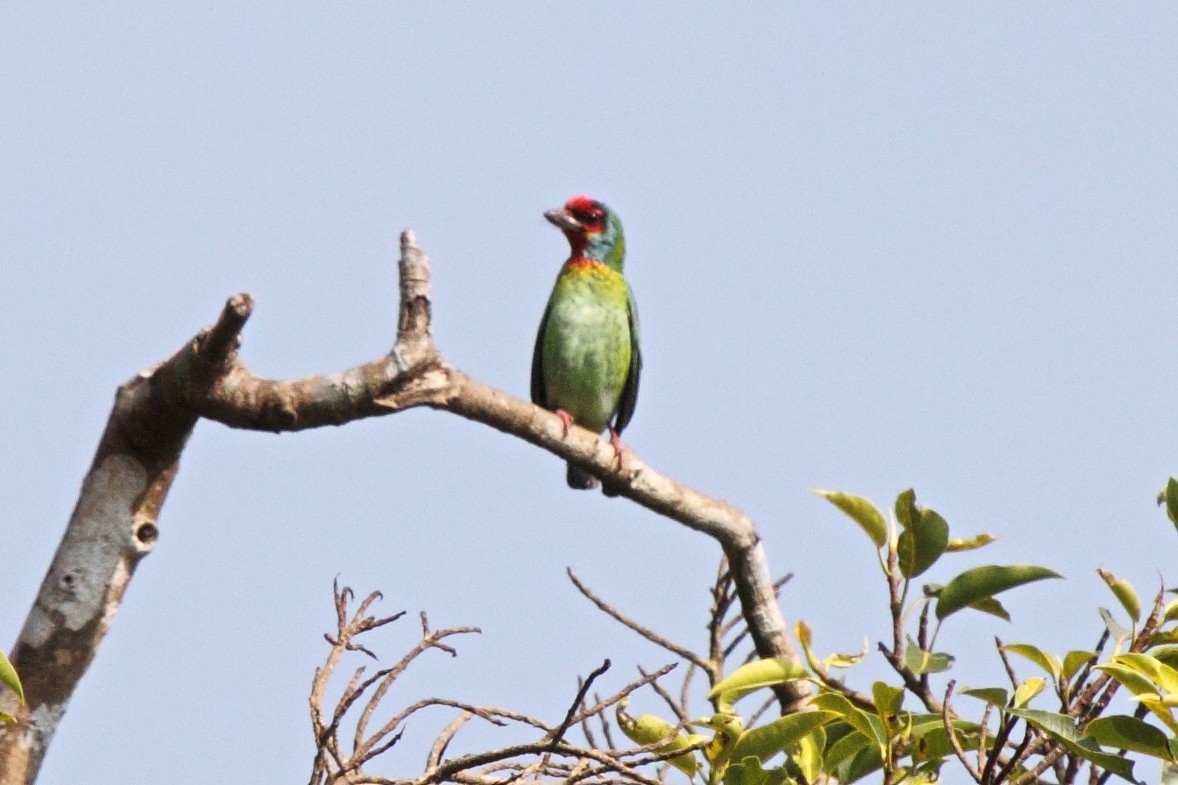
[0,231,808,785]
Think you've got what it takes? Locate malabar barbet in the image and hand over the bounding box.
[531,196,642,490]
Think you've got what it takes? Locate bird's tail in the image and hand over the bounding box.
[566,463,599,490]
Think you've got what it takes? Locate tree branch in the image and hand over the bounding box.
[1,230,807,785]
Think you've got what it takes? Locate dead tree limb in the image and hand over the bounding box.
[0,230,808,785]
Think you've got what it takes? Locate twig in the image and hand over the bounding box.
[597,694,617,752]
[993,723,1036,784]
[677,663,694,721]
[941,681,983,784]
[995,637,1019,690]
[567,570,714,678]
[547,660,611,746]
[354,627,482,757]
[877,541,943,715]
[426,713,473,769]
[572,665,677,726]
[638,665,687,724]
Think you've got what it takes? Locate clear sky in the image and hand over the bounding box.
[4,5,1178,783]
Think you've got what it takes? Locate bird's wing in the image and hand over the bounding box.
[613,285,642,434]
[530,300,552,407]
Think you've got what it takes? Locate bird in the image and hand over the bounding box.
[531,195,642,491]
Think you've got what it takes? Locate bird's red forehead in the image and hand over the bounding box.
[565,195,599,212]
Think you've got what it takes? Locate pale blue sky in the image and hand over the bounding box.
[4,5,1178,783]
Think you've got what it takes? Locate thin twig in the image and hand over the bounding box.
[427,713,473,769]
[567,570,714,678]
[547,660,611,746]
[572,665,677,726]
[354,626,481,756]
[639,665,687,724]
[995,637,1019,690]
[942,681,983,784]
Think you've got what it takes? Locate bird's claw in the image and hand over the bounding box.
[608,429,626,471]
[555,409,575,437]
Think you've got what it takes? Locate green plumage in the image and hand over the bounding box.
[531,197,641,490]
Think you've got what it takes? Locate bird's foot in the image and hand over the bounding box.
[555,409,575,436]
[608,428,627,471]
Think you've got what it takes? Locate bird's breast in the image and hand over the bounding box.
[539,268,632,432]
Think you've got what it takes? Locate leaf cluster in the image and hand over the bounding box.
[610,485,1178,785]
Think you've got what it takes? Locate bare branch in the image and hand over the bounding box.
[596,694,617,752]
[354,629,485,760]
[571,664,677,729]
[995,637,1020,690]
[877,541,942,715]
[639,665,688,725]
[567,569,714,678]
[547,660,612,746]
[942,681,983,784]
[426,712,473,770]
[2,229,807,785]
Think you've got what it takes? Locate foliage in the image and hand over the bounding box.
[603,486,1178,785]
[0,648,22,724]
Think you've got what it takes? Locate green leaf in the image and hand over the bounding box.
[0,712,15,724]
[837,744,885,785]
[871,682,904,724]
[615,705,706,776]
[945,533,997,552]
[1133,696,1178,736]
[894,488,917,528]
[1095,663,1162,696]
[961,687,1009,706]
[967,596,1011,621]
[1098,568,1142,623]
[0,650,22,705]
[812,693,886,755]
[1005,707,1137,782]
[1165,599,1178,623]
[904,637,955,674]
[895,492,949,578]
[1085,715,1173,761]
[1110,653,1178,695]
[1153,645,1178,673]
[935,564,1062,620]
[1062,650,1096,682]
[709,658,807,710]
[1159,477,1178,532]
[1013,677,1046,708]
[729,711,838,763]
[907,714,982,760]
[823,726,872,771]
[792,728,825,784]
[660,733,706,776]
[692,713,747,766]
[814,489,887,548]
[896,769,940,785]
[724,756,790,785]
[1001,643,1062,681]
[616,706,676,745]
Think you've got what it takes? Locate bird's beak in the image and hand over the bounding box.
[544,208,582,233]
